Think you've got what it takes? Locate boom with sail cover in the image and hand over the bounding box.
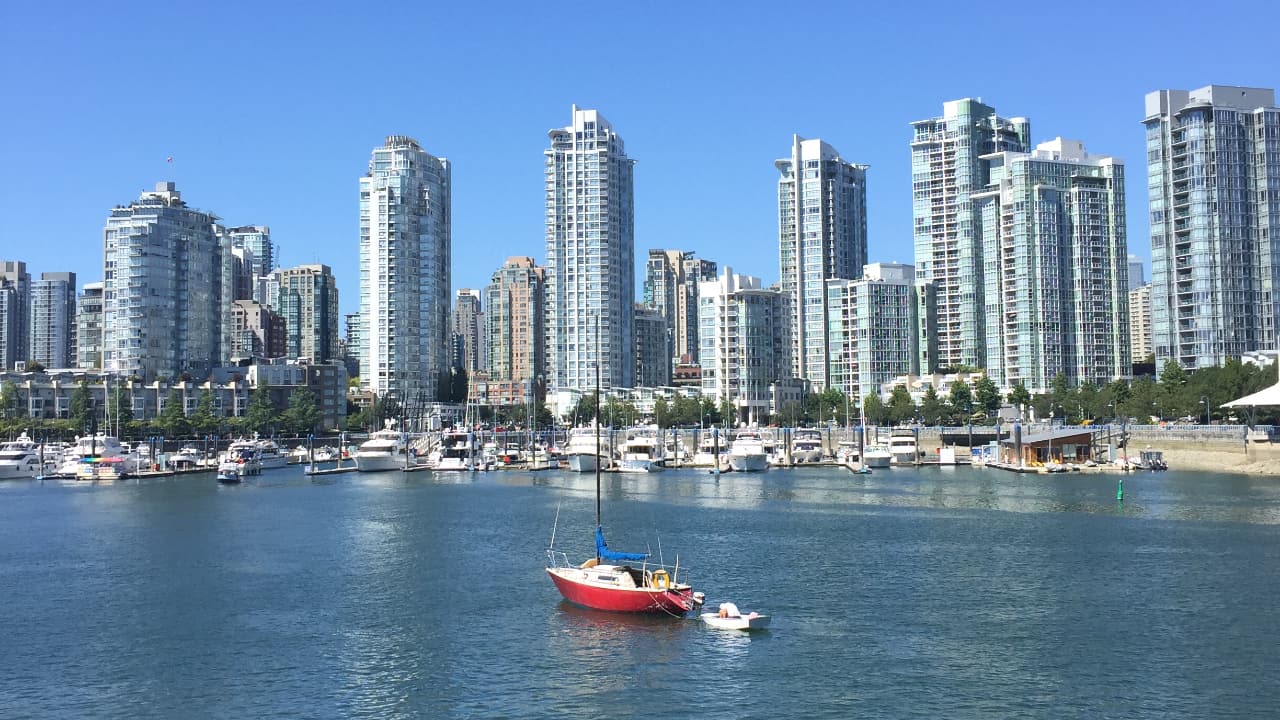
[595,526,648,563]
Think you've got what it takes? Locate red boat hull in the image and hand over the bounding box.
[547,568,696,614]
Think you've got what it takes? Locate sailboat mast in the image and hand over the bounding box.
[594,311,602,532]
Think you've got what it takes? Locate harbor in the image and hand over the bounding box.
[2,462,1278,718]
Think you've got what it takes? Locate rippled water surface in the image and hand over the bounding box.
[2,465,1278,718]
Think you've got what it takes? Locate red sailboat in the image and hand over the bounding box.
[545,313,703,615]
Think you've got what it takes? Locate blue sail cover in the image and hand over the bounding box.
[595,526,649,563]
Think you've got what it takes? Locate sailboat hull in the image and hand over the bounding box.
[546,567,697,614]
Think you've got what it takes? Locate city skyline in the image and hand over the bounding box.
[5,4,1278,322]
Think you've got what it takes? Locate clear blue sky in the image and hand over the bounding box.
[3,1,1277,322]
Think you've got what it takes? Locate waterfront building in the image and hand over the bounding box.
[0,260,31,371]
[29,271,76,369]
[485,256,545,385]
[1127,254,1146,292]
[276,264,339,362]
[1145,85,1280,369]
[698,267,789,424]
[545,106,635,392]
[453,288,484,374]
[912,99,1030,372]
[825,263,920,406]
[776,135,868,389]
[634,303,669,387]
[101,182,228,381]
[1130,283,1153,362]
[344,312,362,379]
[358,135,452,401]
[644,249,717,365]
[76,282,104,369]
[974,138,1129,391]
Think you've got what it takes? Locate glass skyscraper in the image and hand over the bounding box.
[1145,85,1280,369]
[644,249,717,366]
[545,106,635,391]
[911,99,1030,372]
[29,271,77,369]
[358,135,451,401]
[776,135,868,389]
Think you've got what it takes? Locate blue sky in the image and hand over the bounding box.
[2,1,1277,321]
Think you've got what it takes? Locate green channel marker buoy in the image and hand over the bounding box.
[1116,476,1124,501]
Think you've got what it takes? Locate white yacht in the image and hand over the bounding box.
[888,429,919,466]
[862,444,892,468]
[167,445,205,471]
[222,440,264,475]
[691,430,728,467]
[834,440,860,464]
[616,435,665,473]
[565,427,610,473]
[433,430,480,471]
[255,439,288,470]
[354,424,411,472]
[790,428,824,465]
[728,431,769,472]
[0,433,47,480]
[57,434,140,478]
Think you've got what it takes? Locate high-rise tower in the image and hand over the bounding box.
[776,135,868,389]
[644,249,716,365]
[29,271,77,368]
[276,264,339,362]
[911,99,1030,371]
[545,106,635,391]
[358,135,451,400]
[1145,85,1280,368]
[102,182,227,380]
[0,261,31,371]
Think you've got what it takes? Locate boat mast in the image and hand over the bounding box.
[595,311,602,537]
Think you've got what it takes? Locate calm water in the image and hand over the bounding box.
[2,464,1279,719]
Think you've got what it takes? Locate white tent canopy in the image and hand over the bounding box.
[1222,379,1280,408]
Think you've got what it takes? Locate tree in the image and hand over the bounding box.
[243,382,278,435]
[190,389,219,434]
[571,393,600,426]
[887,386,917,425]
[1008,381,1032,411]
[0,381,21,419]
[283,388,322,434]
[156,389,190,437]
[974,375,1000,415]
[863,393,887,426]
[69,380,93,432]
[653,397,670,428]
[919,385,945,425]
[24,361,45,373]
[948,379,974,420]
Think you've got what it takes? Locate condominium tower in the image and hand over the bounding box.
[699,268,788,424]
[911,99,1030,371]
[634,304,669,387]
[825,263,920,405]
[486,257,545,383]
[644,250,717,364]
[545,106,635,392]
[276,264,339,362]
[1145,85,1280,368]
[1130,284,1153,362]
[776,135,868,388]
[102,182,228,380]
[0,261,30,371]
[76,282,104,368]
[453,288,484,373]
[974,139,1129,391]
[358,135,451,400]
[29,271,77,368]
[228,226,273,304]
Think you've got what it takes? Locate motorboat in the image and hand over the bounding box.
[834,440,860,464]
[255,439,288,470]
[354,422,411,472]
[728,431,768,472]
[888,429,919,466]
[790,428,824,464]
[76,456,128,481]
[616,434,665,473]
[167,445,205,471]
[313,446,338,463]
[0,433,47,480]
[58,434,140,478]
[217,458,249,483]
[289,444,310,463]
[565,427,610,473]
[222,440,263,477]
[433,430,480,471]
[862,444,892,468]
[701,602,770,631]
[691,430,728,467]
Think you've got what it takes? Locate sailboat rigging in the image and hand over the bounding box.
[544,312,703,614]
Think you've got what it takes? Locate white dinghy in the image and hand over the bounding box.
[700,602,770,631]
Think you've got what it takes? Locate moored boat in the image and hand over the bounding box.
[0,433,46,480]
[700,602,770,630]
[790,428,824,464]
[354,422,412,472]
[888,429,919,466]
[728,431,768,472]
[616,434,664,473]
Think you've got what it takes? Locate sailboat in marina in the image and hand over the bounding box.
[544,313,704,615]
